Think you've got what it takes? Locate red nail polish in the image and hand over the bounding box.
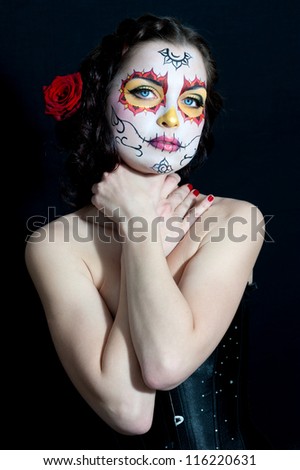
[193,189,200,196]
[187,184,193,191]
[208,194,214,202]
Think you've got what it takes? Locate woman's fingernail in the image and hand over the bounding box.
[208,194,214,202]
[193,189,200,196]
[187,184,193,191]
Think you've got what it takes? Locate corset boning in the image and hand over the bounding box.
[112,283,269,449]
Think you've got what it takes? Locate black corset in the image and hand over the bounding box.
[112,282,270,450]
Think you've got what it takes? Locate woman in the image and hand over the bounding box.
[25,14,265,449]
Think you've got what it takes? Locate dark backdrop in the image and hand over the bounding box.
[2,0,299,450]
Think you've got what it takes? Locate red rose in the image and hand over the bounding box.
[43,72,83,121]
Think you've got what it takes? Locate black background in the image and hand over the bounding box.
[2,0,300,450]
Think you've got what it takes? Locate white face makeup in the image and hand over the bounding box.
[107,40,207,174]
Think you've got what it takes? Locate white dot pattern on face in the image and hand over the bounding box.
[161,283,259,450]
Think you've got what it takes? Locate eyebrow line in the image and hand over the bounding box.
[131,76,163,87]
[185,84,206,91]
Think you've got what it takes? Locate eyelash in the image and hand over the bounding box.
[128,84,204,106]
[182,95,204,108]
[129,86,158,99]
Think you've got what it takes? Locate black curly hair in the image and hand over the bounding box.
[57,14,223,209]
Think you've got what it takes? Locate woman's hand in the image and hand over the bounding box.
[157,179,214,256]
[91,164,214,253]
[91,164,162,222]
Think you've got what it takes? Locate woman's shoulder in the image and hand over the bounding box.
[26,206,96,247]
[210,195,262,217]
[25,205,118,286]
[25,207,95,269]
[195,195,264,247]
[202,194,263,225]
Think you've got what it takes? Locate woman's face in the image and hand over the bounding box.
[107,40,207,174]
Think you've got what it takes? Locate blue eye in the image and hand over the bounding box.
[183,96,203,108]
[129,86,157,99]
[139,89,151,98]
[184,98,194,106]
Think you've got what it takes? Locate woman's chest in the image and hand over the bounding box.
[80,228,201,317]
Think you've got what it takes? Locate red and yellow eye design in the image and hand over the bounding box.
[178,76,207,125]
[119,69,168,115]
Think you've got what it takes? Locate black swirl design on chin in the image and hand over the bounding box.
[152,158,173,174]
[115,136,143,157]
[180,148,198,166]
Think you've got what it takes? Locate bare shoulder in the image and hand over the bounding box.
[25,209,93,272]
[26,210,78,250]
[197,195,265,248]
[25,207,116,294]
[207,195,263,219]
[177,195,265,298]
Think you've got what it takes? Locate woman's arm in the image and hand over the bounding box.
[25,222,155,435]
[91,165,264,392]
[121,199,264,391]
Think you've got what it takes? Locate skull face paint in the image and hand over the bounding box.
[107,40,207,174]
[178,77,206,125]
[119,69,168,115]
[158,48,192,70]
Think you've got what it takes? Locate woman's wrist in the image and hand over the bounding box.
[118,208,160,239]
